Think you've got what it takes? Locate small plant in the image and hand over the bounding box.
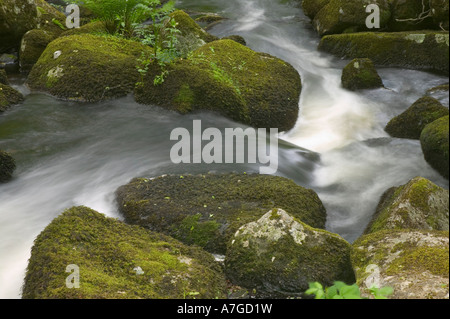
[305,281,394,300]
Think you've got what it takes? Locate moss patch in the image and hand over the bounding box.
[27,34,152,102]
[115,173,327,254]
[0,83,24,112]
[22,206,227,299]
[341,58,383,91]
[385,96,449,139]
[135,39,302,131]
[420,116,449,179]
[319,31,449,74]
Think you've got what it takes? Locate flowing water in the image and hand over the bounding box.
[0,0,448,298]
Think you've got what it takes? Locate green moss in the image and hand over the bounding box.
[0,83,24,112]
[341,58,383,91]
[27,34,153,102]
[22,206,227,299]
[0,69,8,85]
[172,214,221,250]
[0,150,16,183]
[135,39,302,131]
[35,0,67,34]
[385,96,449,139]
[420,116,449,179]
[116,173,327,254]
[61,21,107,37]
[20,29,59,72]
[319,31,449,74]
[302,0,331,19]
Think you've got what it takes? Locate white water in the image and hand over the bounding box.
[0,0,448,298]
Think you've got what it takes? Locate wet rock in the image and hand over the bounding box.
[352,229,449,299]
[319,31,449,74]
[22,206,227,299]
[20,29,59,73]
[225,208,355,297]
[420,115,449,179]
[365,177,449,234]
[0,83,24,112]
[0,150,16,183]
[385,96,449,140]
[27,34,152,102]
[341,58,383,91]
[135,39,302,132]
[301,0,331,19]
[115,174,327,254]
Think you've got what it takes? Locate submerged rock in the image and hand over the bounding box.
[319,31,449,74]
[341,58,383,91]
[115,174,327,254]
[352,229,449,299]
[135,40,302,132]
[365,177,449,234]
[0,83,24,112]
[225,208,355,297]
[27,34,152,102]
[0,150,16,183]
[22,206,227,299]
[385,96,449,140]
[420,116,449,179]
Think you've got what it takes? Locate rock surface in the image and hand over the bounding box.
[420,116,449,179]
[341,58,383,91]
[0,150,16,182]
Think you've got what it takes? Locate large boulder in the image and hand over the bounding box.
[22,206,227,299]
[27,34,152,102]
[352,229,449,299]
[19,29,59,72]
[116,174,327,254]
[0,0,39,52]
[0,83,24,112]
[313,0,391,36]
[341,58,383,91]
[0,150,16,183]
[225,208,355,297]
[319,31,449,74]
[388,0,435,31]
[301,0,331,19]
[34,0,67,34]
[365,177,449,234]
[135,40,302,131]
[385,96,449,139]
[420,116,449,179]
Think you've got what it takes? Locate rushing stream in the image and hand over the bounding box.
[0,0,448,298]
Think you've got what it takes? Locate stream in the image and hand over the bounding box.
[0,0,448,298]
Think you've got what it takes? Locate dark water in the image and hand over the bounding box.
[0,0,448,298]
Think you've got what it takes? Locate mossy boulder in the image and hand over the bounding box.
[0,69,7,85]
[341,58,383,91]
[34,0,67,34]
[22,206,227,299]
[420,116,449,179]
[301,0,331,19]
[352,229,449,299]
[365,177,449,234]
[0,83,24,112]
[0,0,39,52]
[431,0,449,30]
[20,29,59,72]
[135,40,302,131]
[385,96,449,139]
[169,10,218,57]
[319,31,450,74]
[27,34,152,102]
[313,0,391,36]
[115,174,327,254]
[0,150,16,182]
[221,35,247,46]
[61,21,107,37]
[388,0,435,31]
[225,208,355,297]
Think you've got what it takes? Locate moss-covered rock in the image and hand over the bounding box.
[431,0,449,30]
[341,58,383,91]
[115,174,327,254]
[169,10,218,57]
[61,21,107,37]
[0,69,7,85]
[385,96,449,139]
[225,208,355,297]
[22,206,227,299]
[420,116,449,179]
[0,83,24,112]
[135,40,301,131]
[301,0,331,19]
[0,150,16,183]
[319,31,449,74]
[388,0,435,31]
[27,34,152,102]
[352,229,449,299]
[0,0,39,52]
[365,177,449,234]
[221,35,247,46]
[34,0,67,34]
[19,29,59,72]
[313,0,391,36]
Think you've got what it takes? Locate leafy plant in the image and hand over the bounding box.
[305,281,394,300]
